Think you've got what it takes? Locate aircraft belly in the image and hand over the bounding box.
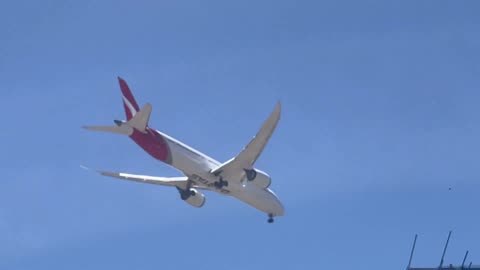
[231,183,284,216]
[166,139,217,177]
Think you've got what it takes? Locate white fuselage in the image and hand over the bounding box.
[156,130,285,216]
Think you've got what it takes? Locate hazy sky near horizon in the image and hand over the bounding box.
[1,1,480,269]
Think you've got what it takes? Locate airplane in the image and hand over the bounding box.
[82,77,284,223]
[407,231,480,270]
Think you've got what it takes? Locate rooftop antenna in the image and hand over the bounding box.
[407,234,418,270]
[462,251,469,269]
[439,231,452,269]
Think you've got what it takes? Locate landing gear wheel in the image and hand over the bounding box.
[267,214,274,223]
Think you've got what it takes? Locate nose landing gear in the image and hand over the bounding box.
[267,214,274,223]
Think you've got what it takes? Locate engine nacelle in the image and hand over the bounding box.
[183,188,206,208]
[245,169,271,189]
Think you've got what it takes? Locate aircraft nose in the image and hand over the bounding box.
[267,189,285,216]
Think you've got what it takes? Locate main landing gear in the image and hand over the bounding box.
[268,214,274,223]
[213,177,228,189]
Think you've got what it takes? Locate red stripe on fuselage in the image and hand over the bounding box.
[130,127,172,164]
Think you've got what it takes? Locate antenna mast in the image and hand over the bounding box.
[407,234,418,270]
[462,251,469,269]
[439,231,452,268]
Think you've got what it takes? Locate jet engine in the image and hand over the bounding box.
[244,169,271,189]
[178,188,205,208]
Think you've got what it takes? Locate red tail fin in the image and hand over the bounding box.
[118,77,140,120]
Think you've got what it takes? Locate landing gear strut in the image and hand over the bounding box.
[267,214,274,223]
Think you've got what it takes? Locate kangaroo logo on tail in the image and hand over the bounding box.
[118,77,140,120]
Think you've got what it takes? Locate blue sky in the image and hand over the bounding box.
[1,1,480,269]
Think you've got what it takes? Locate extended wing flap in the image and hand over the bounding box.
[211,101,281,180]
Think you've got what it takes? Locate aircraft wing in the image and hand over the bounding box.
[211,101,281,181]
[90,168,190,189]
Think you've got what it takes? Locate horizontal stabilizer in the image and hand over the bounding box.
[127,103,152,133]
[82,103,151,135]
[82,125,133,135]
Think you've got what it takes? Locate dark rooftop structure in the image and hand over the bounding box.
[407,231,479,270]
